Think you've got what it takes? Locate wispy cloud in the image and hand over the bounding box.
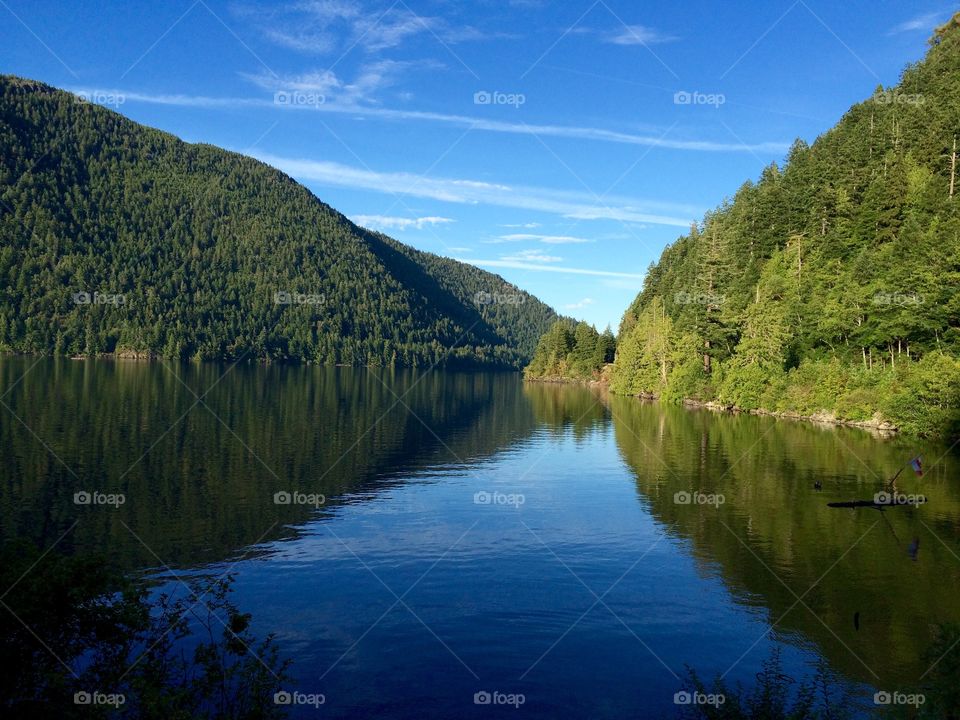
[888,11,947,35]
[487,233,594,244]
[460,259,645,279]
[501,249,563,263]
[241,59,436,105]
[236,1,487,54]
[83,87,789,155]
[248,151,698,227]
[501,221,541,229]
[606,24,677,45]
[352,214,454,231]
[564,297,595,309]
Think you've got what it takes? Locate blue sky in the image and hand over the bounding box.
[1,0,955,330]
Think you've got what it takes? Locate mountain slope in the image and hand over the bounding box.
[0,75,557,367]
[530,15,960,434]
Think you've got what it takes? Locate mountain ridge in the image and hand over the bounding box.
[0,74,558,368]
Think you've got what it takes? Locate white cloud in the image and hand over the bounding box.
[888,11,946,35]
[564,297,596,309]
[487,233,594,244]
[352,214,455,231]
[501,222,541,229]
[239,1,486,55]
[242,59,433,105]
[89,87,789,155]
[460,259,645,279]
[249,150,697,227]
[501,249,563,263]
[607,24,677,45]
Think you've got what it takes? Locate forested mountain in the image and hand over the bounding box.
[531,15,960,435]
[0,75,558,368]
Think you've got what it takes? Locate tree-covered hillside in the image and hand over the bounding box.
[531,15,960,435]
[0,76,558,368]
[524,319,615,381]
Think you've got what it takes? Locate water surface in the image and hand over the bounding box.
[2,358,958,718]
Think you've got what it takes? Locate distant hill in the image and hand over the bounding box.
[0,75,558,368]
[530,14,960,434]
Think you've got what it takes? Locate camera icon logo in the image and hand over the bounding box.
[474,691,492,705]
[474,491,492,505]
[674,690,692,705]
[274,690,292,705]
[874,491,891,505]
[673,491,691,505]
[72,291,91,305]
[74,691,92,705]
[274,491,292,505]
[74,491,92,505]
[473,91,492,105]
[674,90,692,104]
[873,691,892,705]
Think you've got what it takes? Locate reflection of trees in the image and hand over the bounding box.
[605,394,960,687]
[0,359,537,569]
[521,381,609,441]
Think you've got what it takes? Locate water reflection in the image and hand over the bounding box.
[605,393,960,689]
[4,357,959,712]
[0,358,536,568]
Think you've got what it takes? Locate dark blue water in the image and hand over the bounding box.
[3,359,959,718]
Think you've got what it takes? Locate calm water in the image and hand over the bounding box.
[2,357,959,718]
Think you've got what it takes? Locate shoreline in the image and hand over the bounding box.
[525,375,900,435]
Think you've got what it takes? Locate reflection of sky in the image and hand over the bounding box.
[173,424,840,719]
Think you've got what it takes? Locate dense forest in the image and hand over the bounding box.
[524,318,616,381]
[529,15,960,435]
[0,76,559,368]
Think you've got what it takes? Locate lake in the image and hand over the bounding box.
[2,357,959,718]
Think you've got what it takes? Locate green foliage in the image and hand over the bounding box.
[524,318,612,380]
[677,650,855,720]
[599,17,960,435]
[0,76,558,368]
[0,542,289,719]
